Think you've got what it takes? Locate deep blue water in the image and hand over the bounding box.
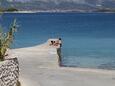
[1,13,115,69]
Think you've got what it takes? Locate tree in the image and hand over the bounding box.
[0,19,17,61]
[6,7,18,12]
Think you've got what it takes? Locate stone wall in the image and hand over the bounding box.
[0,58,19,86]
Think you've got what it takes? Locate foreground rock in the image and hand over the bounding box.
[0,58,19,86]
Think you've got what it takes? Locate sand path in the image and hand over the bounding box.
[12,42,115,86]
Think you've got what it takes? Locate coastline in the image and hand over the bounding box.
[1,11,115,14]
[12,40,115,86]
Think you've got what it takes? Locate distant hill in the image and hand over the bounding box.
[1,0,115,12]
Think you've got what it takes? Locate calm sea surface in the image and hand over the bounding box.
[1,13,115,70]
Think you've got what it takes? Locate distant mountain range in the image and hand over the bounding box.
[1,0,115,12]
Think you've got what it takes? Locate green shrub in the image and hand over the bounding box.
[5,8,18,12]
[0,19,17,61]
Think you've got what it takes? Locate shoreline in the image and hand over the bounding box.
[13,43,115,73]
[13,44,115,73]
[1,11,115,14]
[60,67,115,74]
[14,45,115,73]
[11,40,115,86]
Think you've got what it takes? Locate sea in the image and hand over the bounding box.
[1,13,115,70]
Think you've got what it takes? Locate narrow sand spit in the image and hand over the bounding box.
[12,42,115,86]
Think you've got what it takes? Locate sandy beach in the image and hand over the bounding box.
[12,41,115,86]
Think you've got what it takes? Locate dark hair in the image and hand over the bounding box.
[51,41,53,44]
[59,38,61,40]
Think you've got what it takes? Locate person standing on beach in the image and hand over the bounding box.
[57,38,62,66]
[59,38,62,47]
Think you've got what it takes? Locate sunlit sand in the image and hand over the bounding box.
[11,40,115,86]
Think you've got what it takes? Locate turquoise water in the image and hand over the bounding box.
[1,13,115,69]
